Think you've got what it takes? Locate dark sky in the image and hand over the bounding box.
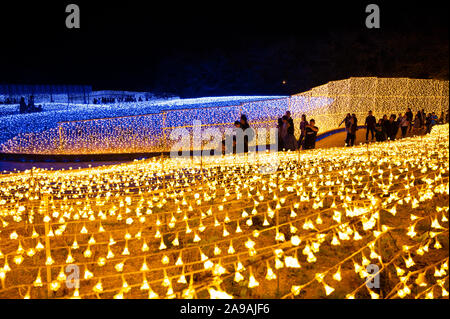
[0,1,448,97]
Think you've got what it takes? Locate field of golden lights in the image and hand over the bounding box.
[0,125,448,299]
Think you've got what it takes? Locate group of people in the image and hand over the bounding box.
[221,111,320,154]
[0,95,43,112]
[278,111,319,151]
[351,108,445,145]
[19,96,43,114]
[225,108,447,154]
[92,96,145,104]
[0,97,20,105]
[221,114,254,154]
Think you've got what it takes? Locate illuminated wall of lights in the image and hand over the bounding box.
[289,77,449,138]
[0,77,448,154]
[0,125,448,299]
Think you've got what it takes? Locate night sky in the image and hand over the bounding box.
[0,1,448,97]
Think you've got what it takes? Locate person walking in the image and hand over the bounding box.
[365,110,376,142]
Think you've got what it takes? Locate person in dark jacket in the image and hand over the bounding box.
[339,113,351,128]
[19,97,27,114]
[340,113,352,145]
[345,115,358,146]
[405,108,413,132]
[298,114,307,149]
[240,114,250,130]
[387,114,397,140]
[285,111,295,135]
[303,119,319,149]
[399,114,409,138]
[239,114,254,153]
[365,110,376,141]
[352,113,358,130]
[375,119,386,142]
